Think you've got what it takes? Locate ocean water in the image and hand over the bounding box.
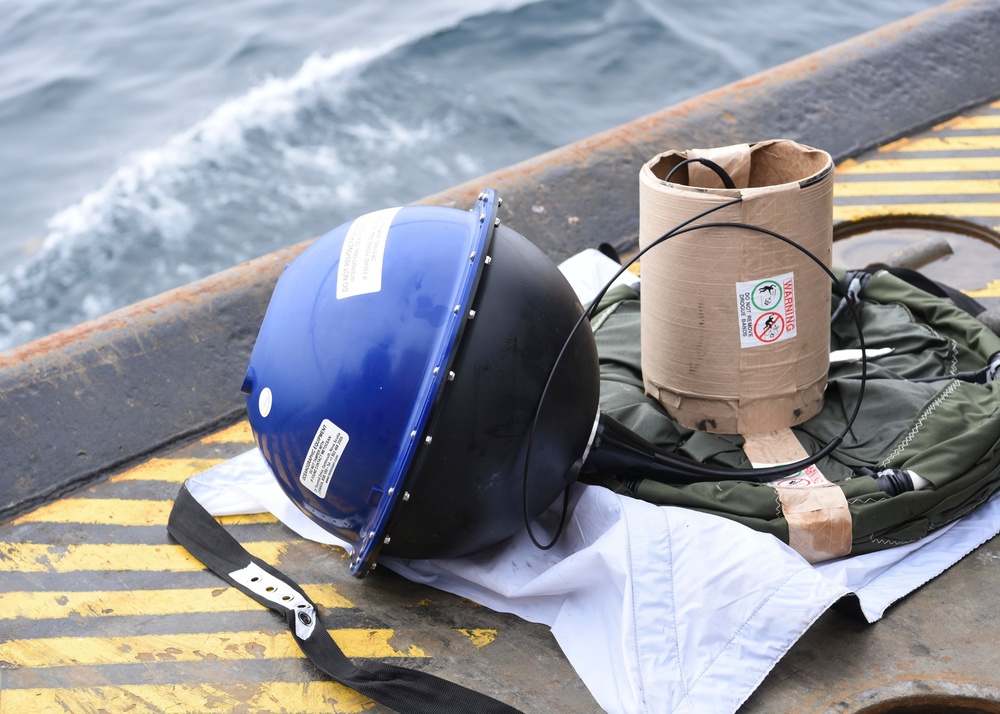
[0,0,942,351]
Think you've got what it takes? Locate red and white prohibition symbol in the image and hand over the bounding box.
[753,311,784,343]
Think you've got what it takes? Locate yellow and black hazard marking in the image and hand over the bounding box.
[629,100,1000,291]
[834,99,1000,227]
[0,422,583,713]
[833,98,1000,300]
[834,99,1000,230]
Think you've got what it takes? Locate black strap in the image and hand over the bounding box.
[167,484,524,714]
[880,266,987,317]
[835,267,988,325]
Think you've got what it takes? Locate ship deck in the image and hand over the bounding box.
[3,3,1000,712]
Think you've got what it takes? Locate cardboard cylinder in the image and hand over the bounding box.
[638,140,833,434]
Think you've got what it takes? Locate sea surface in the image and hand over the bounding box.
[0,0,942,351]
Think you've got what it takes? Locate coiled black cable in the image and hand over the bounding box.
[522,160,868,549]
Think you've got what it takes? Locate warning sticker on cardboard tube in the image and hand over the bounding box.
[300,419,350,499]
[337,206,401,299]
[736,271,797,348]
[764,464,828,488]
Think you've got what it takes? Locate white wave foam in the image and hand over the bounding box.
[36,0,545,258]
[41,45,387,252]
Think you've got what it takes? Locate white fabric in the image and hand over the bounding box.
[187,453,1000,714]
[557,248,641,306]
[187,449,353,551]
[814,495,1000,621]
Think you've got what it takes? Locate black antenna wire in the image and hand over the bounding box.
[521,193,869,549]
[521,194,741,549]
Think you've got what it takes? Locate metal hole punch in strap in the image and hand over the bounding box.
[167,483,524,714]
[229,561,317,639]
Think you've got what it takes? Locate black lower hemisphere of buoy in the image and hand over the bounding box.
[379,224,601,560]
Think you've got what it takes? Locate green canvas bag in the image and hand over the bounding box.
[584,269,1000,555]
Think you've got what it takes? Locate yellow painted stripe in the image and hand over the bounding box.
[0,682,375,714]
[0,584,354,620]
[110,457,226,483]
[836,156,1000,174]
[12,498,275,526]
[834,179,1000,197]
[456,628,498,648]
[939,114,1000,131]
[879,135,1000,152]
[0,541,305,572]
[967,279,1000,298]
[833,202,1000,222]
[201,421,255,444]
[0,629,426,668]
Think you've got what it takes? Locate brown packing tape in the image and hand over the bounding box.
[743,429,853,563]
[742,428,811,464]
[775,486,853,563]
[638,140,832,434]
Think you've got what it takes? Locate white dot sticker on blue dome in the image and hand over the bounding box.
[259,387,273,418]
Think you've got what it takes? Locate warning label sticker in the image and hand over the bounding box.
[337,206,401,299]
[736,271,797,348]
[765,464,829,488]
[300,419,350,499]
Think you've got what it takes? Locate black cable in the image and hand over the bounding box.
[588,221,864,480]
[634,220,865,481]
[522,196,870,548]
[662,156,738,189]
[521,196,744,548]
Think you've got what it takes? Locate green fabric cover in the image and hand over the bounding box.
[584,272,1000,555]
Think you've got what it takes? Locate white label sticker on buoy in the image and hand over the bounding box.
[337,206,401,299]
[258,387,273,418]
[735,271,797,348]
[300,419,350,499]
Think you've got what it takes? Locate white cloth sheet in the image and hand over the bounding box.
[557,247,641,306]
